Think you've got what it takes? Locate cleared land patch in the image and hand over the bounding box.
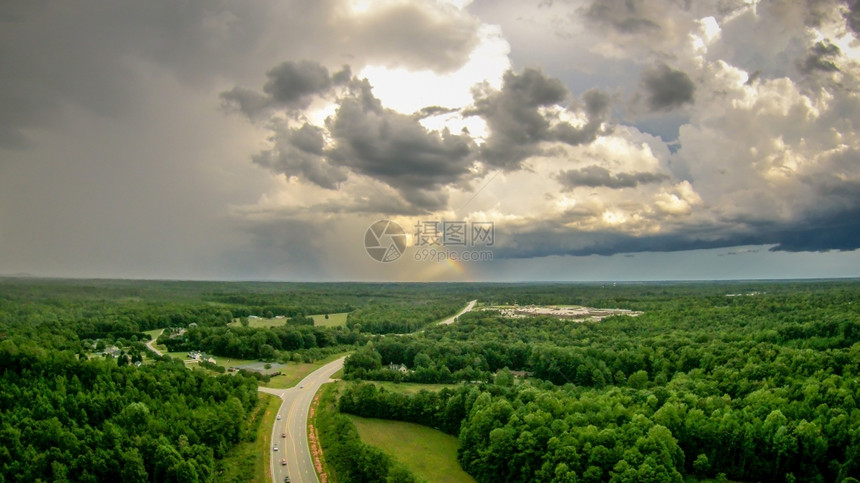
[348,416,476,483]
[311,312,348,327]
[370,381,460,395]
[487,304,641,321]
[227,312,349,329]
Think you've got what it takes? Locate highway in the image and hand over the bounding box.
[260,357,345,483]
[258,301,471,482]
[439,299,476,325]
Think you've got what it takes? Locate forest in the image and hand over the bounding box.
[1,278,859,482]
[0,343,259,482]
[336,281,860,482]
[0,278,476,482]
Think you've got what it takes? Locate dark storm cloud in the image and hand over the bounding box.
[325,81,476,211]
[413,106,461,120]
[766,211,860,252]
[584,0,663,34]
[221,62,351,118]
[556,165,668,189]
[491,192,860,259]
[467,68,567,168]
[263,61,335,105]
[799,41,841,73]
[552,89,611,145]
[489,222,757,259]
[641,64,695,111]
[223,62,478,212]
[490,146,860,259]
[467,69,610,169]
[252,123,349,190]
[847,0,860,33]
[491,214,860,259]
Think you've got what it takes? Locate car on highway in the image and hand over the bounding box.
[284,477,290,483]
[273,444,278,451]
[281,458,287,466]
[299,385,304,389]
[281,432,286,438]
[276,414,281,420]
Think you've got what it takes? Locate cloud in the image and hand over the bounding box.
[584,0,662,34]
[221,1,860,267]
[799,41,841,73]
[252,122,349,190]
[338,1,481,72]
[263,61,336,105]
[640,63,696,111]
[221,61,352,118]
[556,165,668,189]
[467,69,610,169]
[325,80,477,210]
[224,68,478,211]
[5,0,860,281]
[848,0,860,33]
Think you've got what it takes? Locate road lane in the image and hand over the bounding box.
[439,299,476,325]
[262,357,345,483]
[145,329,164,356]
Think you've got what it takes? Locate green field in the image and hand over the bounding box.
[348,416,476,483]
[215,392,281,483]
[227,312,349,329]
[371,381,460,395]
[228,317,288,329]
[142,328,164,340]
[311,312,348,327]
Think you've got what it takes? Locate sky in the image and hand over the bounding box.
[2,0,860,282]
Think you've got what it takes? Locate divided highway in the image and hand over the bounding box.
[439,299,476,325]
[259,357,345,483]
[258,300,474,482]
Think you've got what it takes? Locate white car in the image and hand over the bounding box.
[273,444,278,451]
[276,414,281,420]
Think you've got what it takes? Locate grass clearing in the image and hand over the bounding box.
[348,416,475,483]
[371,381,460,395]
[227,312,349,329]
[142,328,164,339]
[311,312,348,327]
[215,392,280,483]
[228,317,288,329]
